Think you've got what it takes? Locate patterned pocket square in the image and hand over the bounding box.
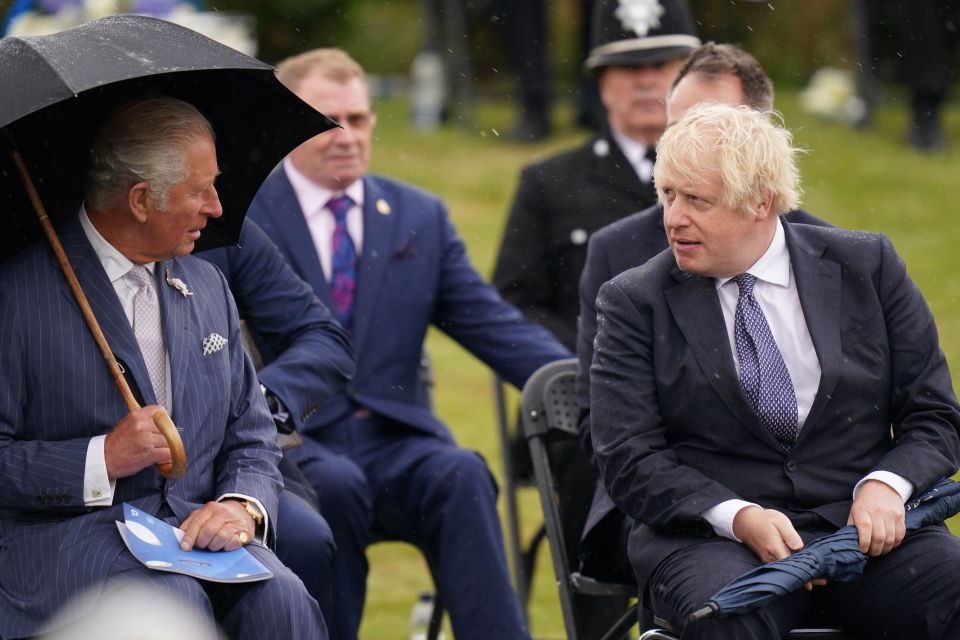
[202,333,228,356]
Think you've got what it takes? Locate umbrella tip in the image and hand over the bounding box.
[688,603,718,624]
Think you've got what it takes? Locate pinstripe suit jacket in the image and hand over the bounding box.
[0,214,283,638]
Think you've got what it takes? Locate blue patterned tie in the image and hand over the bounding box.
[327,195,357,331]
[733,274,798,450]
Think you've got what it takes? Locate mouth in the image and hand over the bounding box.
[671,237,701,252]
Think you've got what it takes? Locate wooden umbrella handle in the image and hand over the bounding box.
[153,409,187,480]
[8,142,188,480]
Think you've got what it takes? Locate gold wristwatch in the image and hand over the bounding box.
[231,499,264,527]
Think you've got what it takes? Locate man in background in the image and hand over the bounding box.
[247,48,570,640]
[493,0,700,350]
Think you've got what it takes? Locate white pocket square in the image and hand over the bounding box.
[202,333,228,356]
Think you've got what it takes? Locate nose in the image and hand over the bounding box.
[663,199,688,230]
[204,184,223,219]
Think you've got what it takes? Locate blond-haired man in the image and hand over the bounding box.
[591,103,960,638]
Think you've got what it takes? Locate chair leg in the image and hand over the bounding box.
[427,593,444,640]
[598,604,639,640]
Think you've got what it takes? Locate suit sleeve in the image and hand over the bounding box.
[868,235,960,488]
[211,273,284,529]
[226,220,355,431]
[575,231,616,460]
[432,200,571,389]
[590,279,738,529]
[0,274,90,510]
[492,165,573,347]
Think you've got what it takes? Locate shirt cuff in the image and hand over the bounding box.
[84,435,116,506]
[701,499,760,541]
[218,493,269,545]
[853,471,915,503]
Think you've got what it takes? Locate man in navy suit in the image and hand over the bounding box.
[0,97,326,639]
[575,44,831,590]
[246,48,571,639]
[200,218,355,621]
[591,102,960,638]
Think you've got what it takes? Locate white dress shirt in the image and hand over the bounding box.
[609,127,655,183]
[283,158,364,281]
[701,218,913,540]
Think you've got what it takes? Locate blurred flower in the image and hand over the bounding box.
[5,0,256,57]
[800,67,866,126]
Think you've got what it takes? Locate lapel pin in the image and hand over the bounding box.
[376,198,391,215]
[165,268,193,297]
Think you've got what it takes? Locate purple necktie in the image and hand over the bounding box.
[733,274,798,450]
[327,194,357,331]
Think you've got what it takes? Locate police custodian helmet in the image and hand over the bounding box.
[585,0,701,70]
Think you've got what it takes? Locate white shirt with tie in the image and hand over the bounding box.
[700,218,913,540]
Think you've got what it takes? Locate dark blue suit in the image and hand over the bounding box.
[590,222,960,638]
[0,215,326,639]
[575,206,831,575]
[248,168,570,640]
[199,219,355,621]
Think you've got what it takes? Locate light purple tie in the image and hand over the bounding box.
[327,194,357,331]
[125,265,167,405]
[733,274,798,450]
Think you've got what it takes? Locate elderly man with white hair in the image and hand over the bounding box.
[590,103,960,639]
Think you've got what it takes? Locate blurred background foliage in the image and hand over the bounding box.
[201,0,950,90]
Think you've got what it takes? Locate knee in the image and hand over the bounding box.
[277,490,336,565]
[423,448,498,503]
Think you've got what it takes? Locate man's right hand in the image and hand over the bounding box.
[104,406,172,479]
[733,505,805,563]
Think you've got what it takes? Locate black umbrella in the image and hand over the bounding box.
[0,14,337,478]
[689,478,960,623]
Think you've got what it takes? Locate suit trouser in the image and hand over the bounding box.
[636,524,960,640]
[288,411,531,640]
[47,538,329,640]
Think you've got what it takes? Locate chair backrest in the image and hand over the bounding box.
[522,358,617,639]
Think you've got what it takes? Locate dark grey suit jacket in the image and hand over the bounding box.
[590,222,960,588]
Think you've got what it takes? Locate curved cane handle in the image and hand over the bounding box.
[152,409,187,480]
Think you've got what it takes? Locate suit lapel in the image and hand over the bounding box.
[585,133,655,203]
[262,170,334,308]
[350,176,398,353]
[157,259,191,416]
[784,225,841,443]
[665,269,773,444]
[59,217,155,405]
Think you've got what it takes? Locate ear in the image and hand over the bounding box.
[753,191,774,221]
[128,182,151,223]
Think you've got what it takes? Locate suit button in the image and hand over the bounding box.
[785,459,799,473]
[346,384,355,396]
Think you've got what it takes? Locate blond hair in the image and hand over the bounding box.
[654,102,801,216]
[276,48,367,93]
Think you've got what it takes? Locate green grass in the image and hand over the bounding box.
[358,90,960,639]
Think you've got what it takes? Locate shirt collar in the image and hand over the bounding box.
[79,206,155,283]
[715,217,790,290]
[608,127,650,166]
[283,158,365,218]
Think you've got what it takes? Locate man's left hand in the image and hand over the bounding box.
[847,479,906,556]
[178,500,255,552]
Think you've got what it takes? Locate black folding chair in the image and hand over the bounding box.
[520,359,638,640]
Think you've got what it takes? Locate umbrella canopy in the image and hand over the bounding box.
[0,13,337,259]
[690,478,960,623]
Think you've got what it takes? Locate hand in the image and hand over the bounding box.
[178,500,256,552]
[104,405,172,479]
[733,506,827,591]
[848,479,906,556]
[733,506,805,563]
